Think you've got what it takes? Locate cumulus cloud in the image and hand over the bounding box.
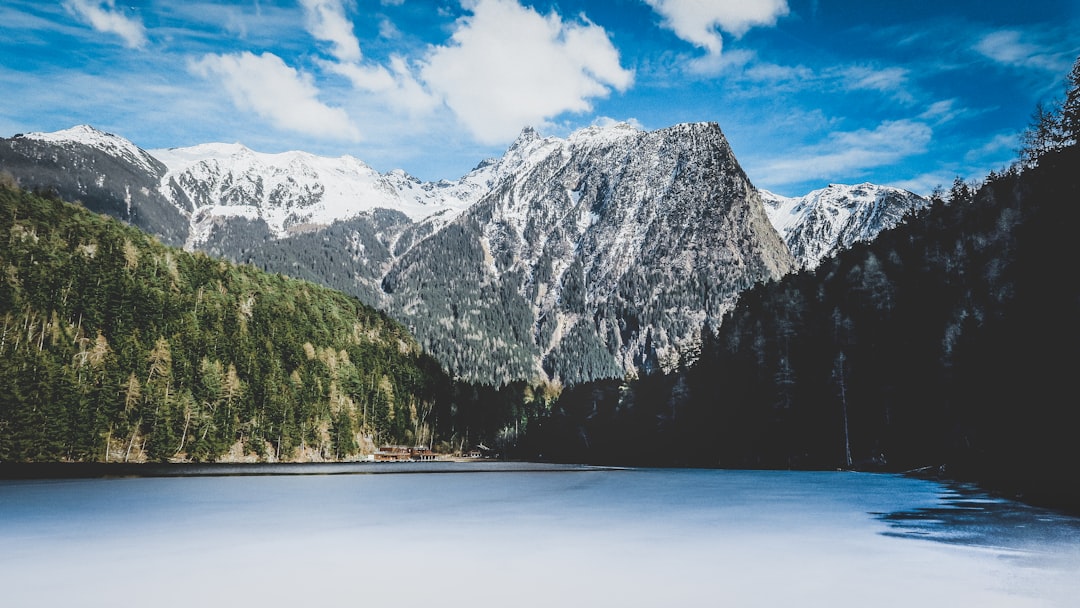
[327,55,440,116]
[300,0,363,63]
[420,0,633,144]
[190,51,361,141]
[754,119,932,188]
[64,0,148,49]
[643,0,789,55]
[298,0,437,118]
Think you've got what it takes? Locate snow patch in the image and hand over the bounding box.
[22,125,161,176]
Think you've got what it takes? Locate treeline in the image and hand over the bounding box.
[522,60,1080,511]
[0,181,456,462]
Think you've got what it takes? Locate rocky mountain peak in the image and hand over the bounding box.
[21,124,164,176]
[380,121,796,382]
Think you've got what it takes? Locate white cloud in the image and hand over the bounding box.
[300,0,362,63]
[64,0,147,49]
[327,55,440,116]
[379,17,401,40]
[919,99,961,124]
[894,131,1019,196]
[891,171,954,197]
[296,0,438,119]
[592,116,644,130]
[964,132,1019,164]
[685,47,759,76]
[419,0,633,144]
[975,30,1068,73]
[838,65,913,102]
[731,58,816,92]
[190,51,361,141]
[643,0,789,55]
[754,119,932,188]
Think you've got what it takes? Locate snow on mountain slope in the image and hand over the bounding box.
[152,143,489,247]
[761,183,929,270]
[22,125,164,177]
[4,126,189,245]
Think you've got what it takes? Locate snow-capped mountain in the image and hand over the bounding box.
[381,122,795,382]
[0,123,925,385]
[152,142,494,249]
[0,125,499,250]
[23,125,163,177]
[761,183,930,270]
[0,126,189,245]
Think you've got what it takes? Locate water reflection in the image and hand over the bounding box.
[876,480,1080,562]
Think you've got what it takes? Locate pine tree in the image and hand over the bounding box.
[1019,54,1080,165]
[1061,56,1080,146]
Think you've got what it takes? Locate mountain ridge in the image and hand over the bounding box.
[761,183,930,269]
[1,122,926,385]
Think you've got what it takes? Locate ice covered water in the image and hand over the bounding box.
[1,466,1078,607]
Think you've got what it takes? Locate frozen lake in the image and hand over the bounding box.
[2,465,1078,607]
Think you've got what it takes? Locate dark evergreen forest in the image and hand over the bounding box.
[520,61,1080,513]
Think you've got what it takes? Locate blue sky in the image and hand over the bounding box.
[0,1,1077,196]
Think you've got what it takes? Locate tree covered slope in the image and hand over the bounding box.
[0,180,449,463]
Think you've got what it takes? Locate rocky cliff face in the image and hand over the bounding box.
[382,122,794,383]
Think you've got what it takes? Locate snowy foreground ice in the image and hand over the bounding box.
[1,466,1078,607]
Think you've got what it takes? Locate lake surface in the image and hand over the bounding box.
[2,465,1078,607]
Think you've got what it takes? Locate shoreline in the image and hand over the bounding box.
[0,460,616,479]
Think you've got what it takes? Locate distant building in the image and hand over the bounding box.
[373,446,439,462]
[469,443,498,459]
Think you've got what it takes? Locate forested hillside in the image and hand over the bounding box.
[522,62,1080,511]
[0,180,453,463]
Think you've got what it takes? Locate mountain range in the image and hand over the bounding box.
[0,124,928,384]
[761,184,930,270]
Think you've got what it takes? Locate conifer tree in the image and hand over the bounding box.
[1020,54,1080,165]
[1061,56,1080,146]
